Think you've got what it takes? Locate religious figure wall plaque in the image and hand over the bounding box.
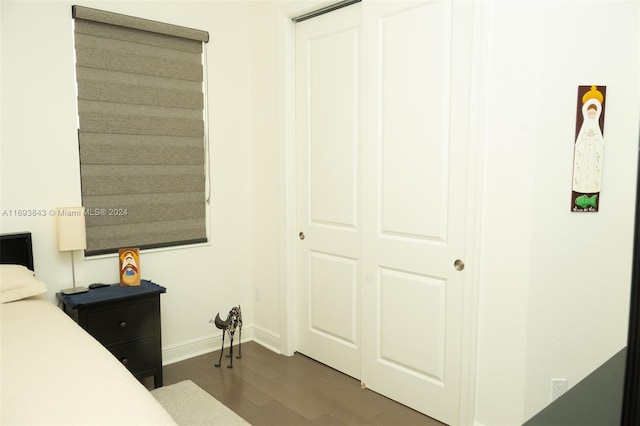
[571,85,606,212]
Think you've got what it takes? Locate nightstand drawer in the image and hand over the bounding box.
[87,302,155,345]
[107,337,156,374]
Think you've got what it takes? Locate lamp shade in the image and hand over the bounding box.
[56,207,87,252]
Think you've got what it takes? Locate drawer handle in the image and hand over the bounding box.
[120,321,127,328]
[121,358,129,365]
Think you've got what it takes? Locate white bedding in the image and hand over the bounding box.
[0,298,177,425]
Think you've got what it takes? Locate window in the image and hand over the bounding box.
[72,5,209,255]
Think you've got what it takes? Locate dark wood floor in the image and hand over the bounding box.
[151,341,445,426]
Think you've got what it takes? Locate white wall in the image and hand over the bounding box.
[248,1,286,349]
[0,0,256,363]
[524,0,639,418]
[472,2,539,422]
[474,1,639,424]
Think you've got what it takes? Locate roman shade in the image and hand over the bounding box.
[72,5,209,255]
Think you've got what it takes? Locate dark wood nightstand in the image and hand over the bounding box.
[57,280,166,388]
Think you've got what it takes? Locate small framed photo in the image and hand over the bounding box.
[119,248,140,286]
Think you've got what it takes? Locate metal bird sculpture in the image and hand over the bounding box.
[209,305,242,368]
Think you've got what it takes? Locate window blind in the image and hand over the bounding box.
[72,5,209,256]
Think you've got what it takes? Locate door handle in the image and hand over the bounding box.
[299,231,306,240]
[454,259,465,271]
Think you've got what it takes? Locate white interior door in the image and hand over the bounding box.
[360,1,474,425]
[295,3,362,379]
[295,1,474,424]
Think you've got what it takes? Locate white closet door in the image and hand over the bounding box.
[295,1,474,423]
[295,3,362,379]
[360,1,474,424]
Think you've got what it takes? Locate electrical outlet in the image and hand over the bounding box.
[255,287,262,302]
[551,378,568,401]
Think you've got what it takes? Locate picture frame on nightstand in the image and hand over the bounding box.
[119,248,141,286]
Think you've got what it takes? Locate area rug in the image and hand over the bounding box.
[151,380,250,426]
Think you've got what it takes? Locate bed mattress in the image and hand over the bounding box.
[0,298,176,425]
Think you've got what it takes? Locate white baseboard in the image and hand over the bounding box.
[162,325,282,365]
[251,325,282,354]
[162,335,219,366]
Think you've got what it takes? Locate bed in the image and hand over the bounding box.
[0,232,176,425]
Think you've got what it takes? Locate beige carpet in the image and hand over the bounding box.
[151,380,250,426]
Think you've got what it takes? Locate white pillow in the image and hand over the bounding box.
[0,264,47,303]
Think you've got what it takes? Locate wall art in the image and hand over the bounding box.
[571,85,606,212]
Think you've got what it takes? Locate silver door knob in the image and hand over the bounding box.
[454,259,465,271]
[299,231,305,240]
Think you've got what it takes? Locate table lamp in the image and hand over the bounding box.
[57,207,88,295]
